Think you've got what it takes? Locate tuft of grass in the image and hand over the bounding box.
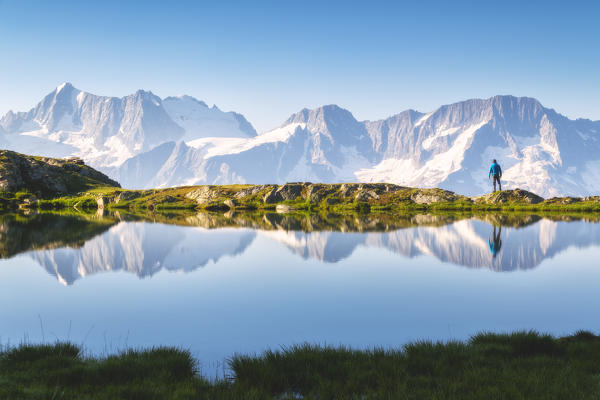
[227,331,600,398]
[2,331,600,398]
[82,347,197,386]
[37,195,98,210]
[470,330,565,357]
[4,342,80,366]
[0,342,208,399]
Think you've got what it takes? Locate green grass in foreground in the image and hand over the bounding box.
[2,330,600,399]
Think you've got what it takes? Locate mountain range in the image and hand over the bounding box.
[1,83,599,197]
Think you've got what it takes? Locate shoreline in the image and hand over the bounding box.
[4,182,600,214]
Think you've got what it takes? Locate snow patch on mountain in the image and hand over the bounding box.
[187,123,305,157]
[413,111,433,128]
[163,95,256,140]
[356,120,489,188]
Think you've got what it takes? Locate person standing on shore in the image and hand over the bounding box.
[488,159,502,192]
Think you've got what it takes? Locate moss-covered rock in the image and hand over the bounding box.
[0,150,119,198]
[409,188,466,204]
[473,189,544,205]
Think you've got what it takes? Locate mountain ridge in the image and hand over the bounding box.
[0,83,257,168]
[1,84,599,196]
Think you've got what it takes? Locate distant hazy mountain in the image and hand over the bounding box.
[2,84,599,196]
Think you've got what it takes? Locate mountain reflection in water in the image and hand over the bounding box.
[2,212,600,284]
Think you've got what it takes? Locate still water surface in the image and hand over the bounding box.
[0,212,599,376]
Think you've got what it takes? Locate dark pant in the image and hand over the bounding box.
[492,175,501,191]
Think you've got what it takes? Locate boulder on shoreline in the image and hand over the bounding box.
[472,189,544,205]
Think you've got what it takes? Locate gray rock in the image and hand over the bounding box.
[224,199,236,209]
[472,189,544,205]
[96,196,108,209]
[185,186,220,204]
[339,184,357,197]
[263,188,283,204]
[234,185,265,198]
[275,183,303,200]
[114,190,142,203]
[411,193,445,204]
[354,190,380,202]
[276,204,295,213]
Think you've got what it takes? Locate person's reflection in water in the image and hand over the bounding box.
[488,225,502,258]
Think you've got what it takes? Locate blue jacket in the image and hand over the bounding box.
[489,238,501,256]
[489,162,502,178]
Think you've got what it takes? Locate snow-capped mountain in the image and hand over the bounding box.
[0,83,256,169]
[2,84,599,196]
[115,106,377,188]
[117,96,600,196]
[359,96,600,197]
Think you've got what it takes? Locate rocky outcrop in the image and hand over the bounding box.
[179,182,469,209]
[472,189,544,205]
[263,187,283,204]
[278,183,305,200]
[178,182,592,210]
[185,186,224,204]
[0,150,120,197]
[544,197,581,205]
[233,185,268,198]
[409,188,465,205]
[96,196,108,209]
[170,183,600,212]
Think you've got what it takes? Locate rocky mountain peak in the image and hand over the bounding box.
[55,82,74,92]
[284,104,369,146]
[486,95,546,124]
[285,104,354,125]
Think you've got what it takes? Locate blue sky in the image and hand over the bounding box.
[0,0,598,132]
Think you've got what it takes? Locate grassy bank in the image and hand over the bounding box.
[1,150,598,214]
[17,183,600,214]
[3,330,600,399]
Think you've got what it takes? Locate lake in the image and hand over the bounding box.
[1,212,599,377]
